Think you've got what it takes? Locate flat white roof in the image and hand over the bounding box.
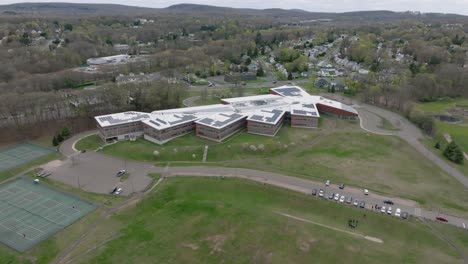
[221,94,283,104]
[247,109,286,125]
[142,113,198,130]
[152,104,234,116]
[195,112,247,129]
[95,86,358,130]
[95,111,150,127]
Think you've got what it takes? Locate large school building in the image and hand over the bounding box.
[94,86,359,143]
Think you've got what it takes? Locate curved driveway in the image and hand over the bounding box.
[53,131,468,229]
[322,93,468,188]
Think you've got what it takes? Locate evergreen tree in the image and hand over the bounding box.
[57,133,64,143]
[443,141,464,164]
[61,127,71,138]
[52,136,59,146]
[287,72,293,80]
[256,66,265,77]
[434,142,440,149]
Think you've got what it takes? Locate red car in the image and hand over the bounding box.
[436,216,448,222]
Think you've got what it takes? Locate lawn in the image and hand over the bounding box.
[415,98,468,113]
[192,80,210,86]
[89,118,468,217]
[192,96,221,106]
[377,115,400,131]
[99,125,321,163]
[74,134,103,151]
[79,177,467,264]
[231,130,468,217]
[434,121,468,152]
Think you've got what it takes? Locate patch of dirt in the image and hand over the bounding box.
[298,238,317,252]
[182,242,199,250]
[204,234,227,254]
[41,159,63,171]
[443,133,452,143]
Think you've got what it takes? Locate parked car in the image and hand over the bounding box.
[401,212,409,219]
[380,206,386,213]
[436,216,448,222]
[325,180,330,186]
[383,200,394,205]
[318,189,324,197]
[334,193,340,201]
[346,196,352,204]
[115,187,122,195]
[339,183,345,189]
[339,195,345,203]
[110,187,118,194]
[328,192,334,199]
[353,200,359,206]
[363,189,369,195]
[395,208,401,217]
[359,201,365,208]
[387,207,392,215]
[116,170,126,177]
[311,189,317,196]
[41,171,51,178]
[36,171,44,177]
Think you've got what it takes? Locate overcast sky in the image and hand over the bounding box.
[1,0,468,15]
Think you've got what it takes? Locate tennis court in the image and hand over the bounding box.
[0,143,55,173]
[0,178,96,252]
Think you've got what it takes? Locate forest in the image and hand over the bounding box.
[0,3,467,142]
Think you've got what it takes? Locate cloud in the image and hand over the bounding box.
[1,0,468,15]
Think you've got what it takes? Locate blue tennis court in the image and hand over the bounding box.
[0,143,55,173]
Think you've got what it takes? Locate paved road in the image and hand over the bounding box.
[53,122,468,229]
[322,93,468,188]
[165,166,468,229]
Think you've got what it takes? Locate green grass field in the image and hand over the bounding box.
[97,125,321,163]
[434,121,468,152]
[192,96,221,106]
[79,118,468,217]
[78,177,468,264]
[74,134,103,151]
[415,98,468,113]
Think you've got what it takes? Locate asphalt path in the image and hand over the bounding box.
[49,133,468,230]
[322,93,468,189]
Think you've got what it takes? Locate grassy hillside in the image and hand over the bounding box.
[79,177,468,263]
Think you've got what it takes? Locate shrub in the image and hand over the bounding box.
[409,113,436,136]
[52,136,59,146]
[153,150,160,158]
[258,144,265,151]
[249,145,257,152]
[443,141,464,164]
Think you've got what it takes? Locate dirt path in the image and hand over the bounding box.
[274,211,383,244]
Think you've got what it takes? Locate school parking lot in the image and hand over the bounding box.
[46,151,158,196]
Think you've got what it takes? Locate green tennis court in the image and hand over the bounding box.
[0,177,96,252]
[0,143,55,173]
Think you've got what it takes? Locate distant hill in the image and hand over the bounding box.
[0,2,159,16]
[0,2,466,21]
